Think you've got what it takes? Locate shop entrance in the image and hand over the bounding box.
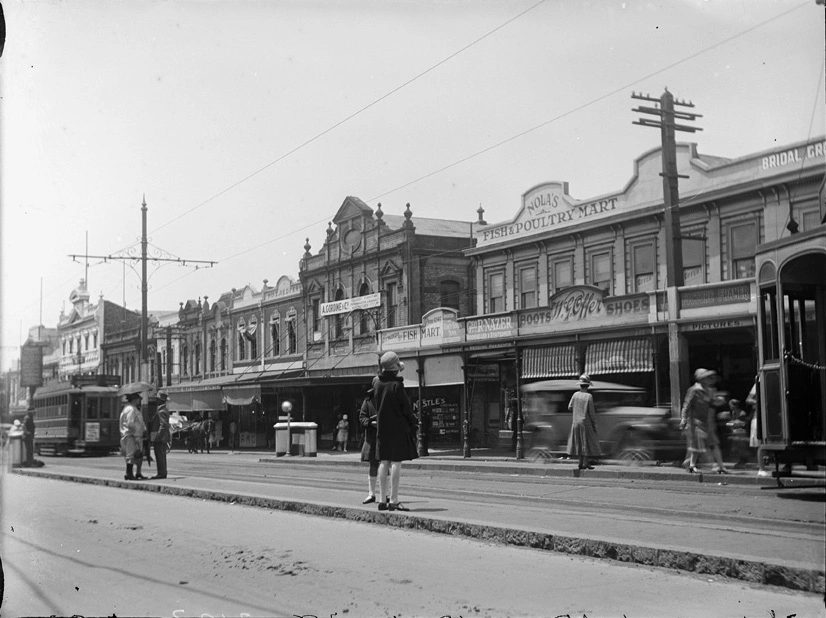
[685,327,756,402]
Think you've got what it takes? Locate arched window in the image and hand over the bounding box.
[182,345,189,376]
[270,312,281,356]
[440,280,461,311]
[287,308,298,354]
[195,341,201,375]
[359,282,370,334]
[335,288,345,338]
[220,338,227,371]
[209,339,216,373]
[237,319,246,361]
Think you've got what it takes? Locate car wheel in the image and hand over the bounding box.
[615,433,653,466]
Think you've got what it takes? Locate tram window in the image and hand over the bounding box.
[86,399,98,420]
[760,287,779,361]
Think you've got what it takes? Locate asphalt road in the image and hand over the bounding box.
[8,450,825,576]
[2,473,823,618]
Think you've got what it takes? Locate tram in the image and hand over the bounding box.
[32,375,122,455]
[754,226,826,471]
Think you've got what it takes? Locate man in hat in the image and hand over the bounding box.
[151,390,171,479]
[119,391,147,480]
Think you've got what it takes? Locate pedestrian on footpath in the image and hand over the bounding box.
[119,392,147,480]
[336,414,350,453]
[22,407,36,466]
[359,387,380,504]
[726,398,750,469]
[151,390,171,479]
[566,374,600,470]
[680,368,719,474]
[374,351,419,512]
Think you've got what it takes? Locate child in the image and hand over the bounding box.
[336,414,350,453]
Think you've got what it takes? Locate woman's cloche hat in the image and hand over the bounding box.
[578,373,592,386]
[380,351,404,373]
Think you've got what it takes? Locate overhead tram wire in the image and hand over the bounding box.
[368,1,810,203]
[147,0,549,238]
[62,0,814,304]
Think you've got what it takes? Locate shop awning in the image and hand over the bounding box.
[584,338,653,374]
[521,345,578,379]
[222,385,261,406]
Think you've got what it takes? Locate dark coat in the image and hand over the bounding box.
[373,372,419,462]
[359,395,378,463]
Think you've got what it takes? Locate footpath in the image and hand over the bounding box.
[11,447,826,595]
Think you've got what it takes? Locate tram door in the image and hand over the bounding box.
[758,253,826,447]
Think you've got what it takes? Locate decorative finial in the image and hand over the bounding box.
[326,221,334,236]
[304,238,312,257]
[403,203,413,229]
[376,203,385,225]
[477,205,487,225]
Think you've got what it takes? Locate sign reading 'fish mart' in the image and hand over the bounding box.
[319,293,382,317]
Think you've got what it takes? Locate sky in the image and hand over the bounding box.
[1,0,824,371]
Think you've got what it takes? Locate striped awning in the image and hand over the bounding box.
[585,338,653,374]
[521,345,578,379]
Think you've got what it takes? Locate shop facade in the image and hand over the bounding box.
[457,136,824,449]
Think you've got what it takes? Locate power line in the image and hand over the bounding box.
[149,0,549,237]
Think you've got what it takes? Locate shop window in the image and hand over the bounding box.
[550,256,573,294]
[729,221,757,279]
[517,263,537,309]
[386,282,398,328]
[682,234,705,286]
[486,269,505,313]
[589,251,613,295]
[440,280,461,311]
[631,242,655,293]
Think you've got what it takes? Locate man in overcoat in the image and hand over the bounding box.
[120,392,147,480]
[151,390,171,479]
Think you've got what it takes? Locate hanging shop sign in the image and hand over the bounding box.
[319,293,381,317]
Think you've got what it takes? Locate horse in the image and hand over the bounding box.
[183,419,215,453]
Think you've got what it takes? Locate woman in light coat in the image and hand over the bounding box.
[567,374,601,470]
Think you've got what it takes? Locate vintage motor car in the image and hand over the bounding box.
[521,379,685,465]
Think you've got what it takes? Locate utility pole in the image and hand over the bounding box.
[632,88,702,416]
[70,196,217,385]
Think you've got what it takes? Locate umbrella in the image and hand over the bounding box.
[117,381,156,397]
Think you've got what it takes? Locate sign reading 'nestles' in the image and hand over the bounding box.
[319,293,381,317]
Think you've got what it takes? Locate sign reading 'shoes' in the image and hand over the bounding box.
[320,293,381,317]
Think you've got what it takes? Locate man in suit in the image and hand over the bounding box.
[151,390,171,479]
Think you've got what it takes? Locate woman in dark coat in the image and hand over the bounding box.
[359,387,379,504]
[374,350,418,511]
